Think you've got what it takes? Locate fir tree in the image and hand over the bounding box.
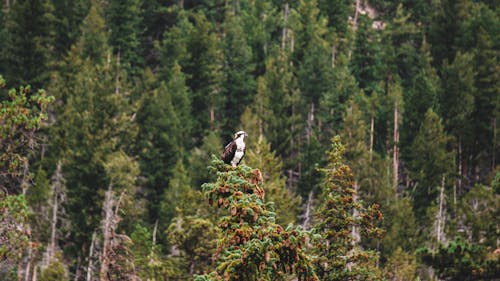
[312,136,384,280]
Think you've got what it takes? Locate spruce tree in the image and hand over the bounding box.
[312,136,384,280]
[196,158,318,280]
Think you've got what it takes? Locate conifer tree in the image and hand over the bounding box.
[178,11,224,136]
[136,80,184,221]
[0,0,55,89]
[408,109,454,218]
[106,0,144,75]
[221,11,255,135]
[312,136,384,280]
[350,14,385,94]
[196,158,318,280]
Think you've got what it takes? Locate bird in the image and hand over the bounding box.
[221,131,248,167]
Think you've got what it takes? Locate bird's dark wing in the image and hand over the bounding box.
[221,141,236,164]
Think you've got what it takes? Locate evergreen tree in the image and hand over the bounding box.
[312,136,384,280]
[245,135,302,225]
[221,11,255,135]
[167,215,218,277]
[196,158,318,280]
[317,0,352,36]
[106,0,144,75]
[350,14,385,94]
[136,80,183,221]
[184,11,224,138]
[401,39,440,151]
[1,0,55,89]
[408,109,454,217]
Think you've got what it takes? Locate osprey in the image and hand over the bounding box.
[222,131,248,167]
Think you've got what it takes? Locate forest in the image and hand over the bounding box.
[0,0,499,280]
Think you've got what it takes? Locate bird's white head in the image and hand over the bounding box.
[234,130,248,140]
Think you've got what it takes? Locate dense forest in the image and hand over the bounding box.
[1,0,499,280]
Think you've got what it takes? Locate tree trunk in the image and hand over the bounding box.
[307,103,315,144]
[100,185,115,280]
[393,101,399,192]
[370,116,374,162]
[281,3,289,50]
[493,117,496,169]
[47,161,63,264]
[331,45,336,68]
[354,0,361,28]
[86,232,96,281]
[301,191,314,230]
[436,175,446,247]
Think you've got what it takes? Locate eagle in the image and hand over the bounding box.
[221,131,248,167]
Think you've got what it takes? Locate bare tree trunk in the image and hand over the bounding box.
[178,0,184,9]
[331,45,336,68]
[100,185,115,280]
[354,0,361,28]
[24,244,33,281]
[393,101,399,192]
[31,265,37,281]
[436,175,446,247]
[86,232,96,281]
[352,182,360,246]
[115,52,121,95]
[493,117,496,169]
[369,116,374,162]
[307,103,315,144]
[301,191,314,230]
[47,161,63,265]
[458,140,462,195]
[281,3,289,50]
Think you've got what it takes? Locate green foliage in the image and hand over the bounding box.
[418,237,500,280]
[167,216,218,277]
[198,157,318,280]
[383,247,418,281]
[106,0,144,75]
[457,184,499,248]
[222,12,256,134]
[40,256,67,281]
[244,135,302,225]
[0,0,55,88]
[408,109,455,216]
[0,75,54,194]
[312,136,384,280]
[0,194,30,263]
